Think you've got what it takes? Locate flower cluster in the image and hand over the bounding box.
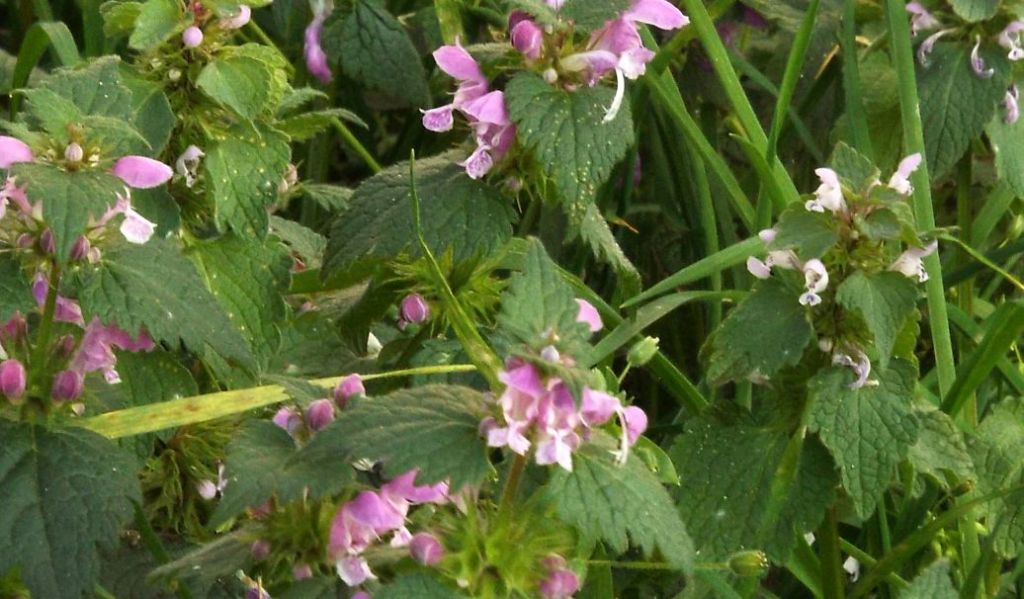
[271,373,365,440]
[906,2,1021,123]
[328,470,449,588]
[482,299,647,470]
[179,0,251,50]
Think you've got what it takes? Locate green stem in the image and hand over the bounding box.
[837,539,907,588]
[819,508,846,599]
[883,0,956,397]
[765,0,821,164]
[433,0,464,45]
[683,137,722,330]
[29,263,60,385]
[498,454,526,516]
[332,118,382,173]
[840,0,873,158]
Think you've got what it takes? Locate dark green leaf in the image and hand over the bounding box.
[375,573,467,599]
[987,113,1024,198]
[769,206,840,259]
[545,432,694,572]
[918,43,1011,178]
[196,54,279,120]
[898,559,957,599]
[296,385,492,490]
[948,0,999,22]
[829,141,880,194]
[205,123,291,236]
[671,421,836,561]
[77,238,256,371]
[20,87,82,137]
[559,0,631,31]
[506,71,633,222]
[968,398,1024,557]
[302,183,352,212]
[578,203,640,292]
[0,421,139,599]
[101,1,143,38]
[0,255,35,323]
[807,361,920,518]
[129,0,184,50]
[209,421,353,527]
[332,1,429,106]
[705,277,814,385]
[908,407,973,491]
[120,69,176,153]
[41,56,133,119]
[835,270,919,367]
[322,154,515,278]
[277,108,367,141]
[269,216,326,266]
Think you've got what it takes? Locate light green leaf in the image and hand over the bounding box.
[807,361,920,518]
[0,255,35,323]
[81,114,152,156]
[101,1,143,38]
[968,398,1024,557]
[829,141,880,194]
[77,238,256,372]
[769,206,840,259]
[333,0,429,106]
[190,234,292,367]
[560,0,631,31]
[506,71,633,222]
[129,0,184,50]
[205,123,291,236]
[39,56,133,119]
[986,113,1024,198]
[948,0,999,22]
[545,432,694,572]
[908,407,973,491]
[898,560,957,599]
[835,270,919,367]
[705,277,813,385]
[0,421,139,599]
[918,42,1011,178]
[269,216,326,266]
[120,69,176,153]
[296,385,493,490]
[10,163,123,262]
[196,54,280,120]
[209,420,354,527]
[322,154,515,278]
[20,87,83,137]
[671,421,837,561]
[277,108,367,141]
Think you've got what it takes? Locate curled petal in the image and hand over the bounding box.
[433,44,485,85]
[1005,85,1020,124]
[510,16,544,59]
[304,12,333,83]
[998,21,1024,60]
[970,37,995,78]
[746,256,772,279]
[421,105,455,132]
[918,29,951,67]
[0,136,34,168]
[575,298,603,332]
[111,156,173,188]
[459,144,494,179]
[336,556,376,587]
[120,206,156,244]
[625,0,689,30]
[219,5,251,29]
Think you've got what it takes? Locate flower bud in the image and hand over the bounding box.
[70,235,91,261]
[39,228,55,254]
[305,398,335,431]
[272,406,302,436]
[15,233,34,248]
[539,568,579,598]
[51,370,84,403]
[250,539,271,561]
[167,68,182,82]
[64,142,83,163]
[400,293,430,325]
[627,336,659,367]
[728,550,769,577]
[292,563,313,580]
[0,359,27,400]
[182,26,204,48]
[333,374,364,408]
[1,314,27,346]
[54,335,77,359]
[409,532,444,565]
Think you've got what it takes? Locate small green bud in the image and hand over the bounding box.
[952,479,974,497]
[728,550,769,578]
[627,336,660,367]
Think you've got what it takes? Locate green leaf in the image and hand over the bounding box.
[204,123,291,236]
[77,238,256,371]
[986,113,1024,198]
[81,114,153,156]
[376,573,467,599]
[269,216,325,266]
[332,1,429,106]
[209,421,354,527]
[559,0,631,31]
[506,71,633,222]
[0,255,35,323]
[296,385,492,490]
[190,235,292,367]
[908,407,973,491]
[918,42,1011,178]
[769,206,840,259]
[545,432,694,572]
[578,204,640,292]
[41,56,133,119]
[20,87,83,137]
[148,531,252,594]
[968,398,1024,557]
[807,361,920,518]
[829,141,880,193]
[322,153,515,278]
[196,54,280,120]
[101,1,143,38]
[129,0,184,49]
[671,421,836,561]
[497,237,592,356]
[0,421,140,599]
[120,69,176,154]
[898,559,957,599]
[835,270,918,367]
[948,0,999,22]
[705,277,814,385]
[302,183,352,212]
[10,163,124,262]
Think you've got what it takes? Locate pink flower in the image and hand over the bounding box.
[409,532,444,565]
[510,12,544,59]
[336,556,375,586]
[399,293,430,327]
[575,298,603,333]
[304,0,333,83]
[70,317,155,384]
[32,273,84,326]
[539,560,580,599]
[305,398,335,431]
[250,539,271,561]
[175,145,204,188]
[334,373,364,408]
[905,2,940,36]
[621,405,647,444]
[182,26,204,48]
[0,359,26,400]
[0,136,34,168]
[917,29,952,67]
[110,156,173,189]
[52,370,84,403]
[197,463,227,499]
[889,240,938,282]
[273,406,303,436]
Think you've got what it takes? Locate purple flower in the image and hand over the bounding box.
[905,2,940,36]
[917,29,952,67]
[0,359,26,400]
[999,21,1024,61]
[32,273,84,326]
[304,0,333,83]
[305,398,335,431]
[336,556,375,586]
[621,405,647,444]
[334,373,364,408]
[886,152,922,195]
[52,370,84,403]
[0,136,34,168]
[399,293,430,326]
[574,298,603,333]
[219,5,251,30]
[409,532,444,565]
[182,26,204,48]
[70,317,154,384]
[110,156,174,189]
[970,37,994,78]
[458,90,515,179]
[273,406,303,436]
[798,259,829,307]
[510,12,544,59]
[1005,85,1020,124]
[832,348,874,389]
